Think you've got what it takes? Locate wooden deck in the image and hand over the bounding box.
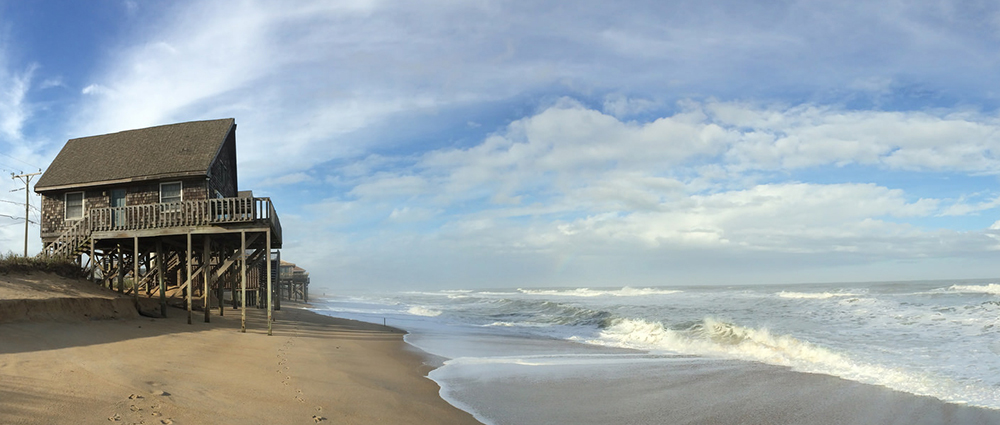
[42,197,281,258]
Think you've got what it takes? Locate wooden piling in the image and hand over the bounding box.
[241,231,247,333]
[266,230,272,336]
[218,250,224,317]
[156,240,166,318]
[116,244,124,294]
[187,233,193,325]
[133,236,139,303]
[89,238,95,282]
[203,236,212,323]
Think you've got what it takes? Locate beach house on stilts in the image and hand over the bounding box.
[34,118,282,335]
[278,260,310,303]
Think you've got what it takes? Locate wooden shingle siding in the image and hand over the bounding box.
[39,179,210,242]
[208,127,238,198]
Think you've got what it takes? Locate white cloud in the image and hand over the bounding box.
[39,77,64,90]
[307,100,1000,287]
[602,93,657,118]
[80,84,110,95]
[259,172,314,187]
[549,183,938,253]
[0,63,36,141]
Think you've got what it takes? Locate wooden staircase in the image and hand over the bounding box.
[40,216,93,260]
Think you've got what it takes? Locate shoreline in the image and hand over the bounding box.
[317,293,1000,425]
[0,299,481,424]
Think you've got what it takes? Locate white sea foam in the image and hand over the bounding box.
[407,306,443,317]
[518,287,681,297]
[948,284,1000,295]
[316,282,1000,410]
[577,316,991,408]
[778,291,860,299]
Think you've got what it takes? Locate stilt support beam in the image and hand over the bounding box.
[157,240,166,318]
[187,233,193,325]
[203,236,212,323]
[241,231,247,333]
[266,230,272,336]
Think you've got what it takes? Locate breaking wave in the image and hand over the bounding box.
[407,306,443,317]
[574,316,990,407]
[518,287,681,297]
[777,291,861,299]
[948,284,1000,296]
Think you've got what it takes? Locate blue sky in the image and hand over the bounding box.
[2,1,1000,290]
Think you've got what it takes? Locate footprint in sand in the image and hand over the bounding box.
[108,413,122,422]
[160,419,173,424]
[312,415,327,422]
[128,394,144,400]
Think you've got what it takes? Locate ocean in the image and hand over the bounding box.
[311,280,1000,424]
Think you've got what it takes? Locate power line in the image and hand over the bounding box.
[0,198,39,211]
[0,213,36,224]
[0,151,40,170]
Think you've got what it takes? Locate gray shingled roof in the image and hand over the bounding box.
[35,118,235,192]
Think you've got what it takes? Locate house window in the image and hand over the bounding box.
[160,182,182,204]
[65,192,84,220]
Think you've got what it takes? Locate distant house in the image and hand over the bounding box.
[278,260,310,302]
[34,119,281,332]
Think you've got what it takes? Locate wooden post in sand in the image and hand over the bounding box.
[241,231,247,333]
[187,233,193,325]
[89,238,95,282]
[156,240,166,318]
[266,229,272,336]
[203,236,212,323]
[218,257,224,317]
[116,244,124,294]
[133,237,139,303]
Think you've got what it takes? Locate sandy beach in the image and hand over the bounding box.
[0,273,481,425]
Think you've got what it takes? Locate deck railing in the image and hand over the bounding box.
[88,197,281,241]
[41,197,282,260]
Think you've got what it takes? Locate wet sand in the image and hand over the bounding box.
[433,355,1000,425]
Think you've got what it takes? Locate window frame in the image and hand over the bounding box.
[159,181,183,204]
[64,191,84,220]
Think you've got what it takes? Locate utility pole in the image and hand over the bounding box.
[11,171,41,257]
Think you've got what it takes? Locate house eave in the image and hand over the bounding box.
[35,171,208,193]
